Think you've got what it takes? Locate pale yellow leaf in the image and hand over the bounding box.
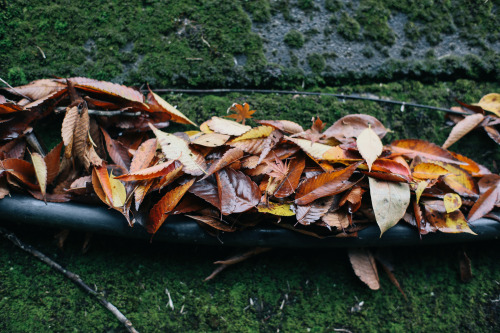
[229,138,266,154]
[442,113,484,149]
[109,173,126,208]
[348,248,380,290]
[415,180,428,204]
[191,133,230,147]
[369,177,410,236]
[207,116,251,136]
[285,136,332,160]
[476,93,500,117]
[257,202,295,216]
[31,152,47,199]
[149,124,207,176]
[232,126,274,142]
[357,127,383,171]
[150,91,197,126]
[199,121,214,133]
[322,211,350,229]
[444,193,462,213]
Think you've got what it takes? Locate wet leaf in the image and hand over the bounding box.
[226,103,256,125]
[295,163,360,205]
[444,193,462,213]
[216,167,260,215]
[188,178,221,209]
[390,139,461,165]
[369,177,410,236]
[357,127,383,171]
[348,248,380,290]
[442,113,484,149]
[150,123,207,176]
[147,178,196,234]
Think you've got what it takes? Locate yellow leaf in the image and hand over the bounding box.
[257,202,295,216]
[207,116,251,136]
[109,173,126,208]
[191,133,230,147]
[232,126,274,142]
[357,127,383,171]
[149,123,207,176]
[31,152,47,199]
[476,93,500,117]
[199,121,214,133]
[285,136,332,160]
[150,91,197,126]
[415,180,428,204]
[185,130,201,137]
[444,193,462,213]
[442,113,484,149]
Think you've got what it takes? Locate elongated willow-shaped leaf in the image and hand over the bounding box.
[93,164,114,207]
[65,77,144,103]
[295,163,359,205]
[116,160,178,181]
[146,178,195,234]
[468,186,499,222]
[31,152,47,200]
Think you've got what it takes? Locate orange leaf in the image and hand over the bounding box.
[65,77,144,103]
[1,158,38,190]
[431,161,479,196]
[44,142,63,185]
[390,139,462,164]
[146,178,196,234]
[295,162,360,205]
[202,148,244,180]
[274,154,306,198]
[423,200,476,234]
[468,186,499,222]
[130,138,157,173]
[226,103,256,125]
[412,162,449,180]
[101,127,131,170]
[116,160,178,181]
[93,164,114,206]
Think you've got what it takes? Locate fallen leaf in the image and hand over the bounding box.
[458,250,472,283]
[44,142,63,184]
[146,178,196,234]
[228,138,266,155]
[356,127,383,171]
[207,116,251,136]
[369,177,410,236]
[101,128,131,170]
[348,248,380,290]
[232,126,273,142]
[431,161,478,196]
[65,77,144,103]
[322,210,350,229]
[191,133,230,147]
[150,123,207,176]
[116,160,178,181]
[93,164,114,206]
[30,152,47,199]
[274,153,306,198]
[295,163,360,205]
[286,136,333,160]
[256,130,284,165]
[188,178,221,209]
[390,139,461,165]
[256,119,304,134]
[412,162,449,180]
[323,114,388,142]
[73,106,90,169]
[296,196,335,225]
[5,79,66,101]
[477,93,500,117]
[484,126,500,145]
[130,138,157,173]
[186,214,236,232]
[226,103,256,125]
[202,148,244,179]
[442,113,484,149]
[423,200,476,234]
[444,193,462,213]
[148,89,196,125]
[109,173,126,207]
[468,186,499,222]
[257,202,295,216]
[216,167,260,215]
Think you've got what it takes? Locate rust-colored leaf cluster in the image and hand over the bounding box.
[0,78,498,240]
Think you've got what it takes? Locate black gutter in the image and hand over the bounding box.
[1,194,498,248]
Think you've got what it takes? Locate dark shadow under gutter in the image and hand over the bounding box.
[1,194,499,248]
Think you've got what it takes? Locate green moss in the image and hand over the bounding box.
[356,0,395,46]
[242,0,271,23]
[297,0,315,11]
[7,66,27,86]
[337,11,360,41]
[325,0,342,13]
[307,53,326,74]
[283,29,304,48]
[404,21,420,42]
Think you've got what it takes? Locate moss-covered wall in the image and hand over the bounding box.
[1,0,499,88]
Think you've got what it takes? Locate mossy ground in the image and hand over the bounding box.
[1,222,500,332]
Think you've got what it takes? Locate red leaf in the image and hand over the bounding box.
[116,160,177,181]
[101,128,131,171]
[93,164,114,206]
[146,178,196,234]
[295,163,360,205]
[274,154,306,198]
[44,142,63,185]
[188,178,221,209]
[1,158,38,190]
[216,168,260,215]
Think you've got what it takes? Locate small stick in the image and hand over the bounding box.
[0,77,32,101]
[205,247,271,281]
[0,226,139,333]
[54,107,141,117]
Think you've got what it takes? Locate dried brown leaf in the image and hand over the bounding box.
[348,248,380,290]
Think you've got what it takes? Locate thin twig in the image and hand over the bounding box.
[149,88,464,115]
[205,247,271,281]
[0,77,32,101]
[55,107,141,117]
[0,226,139,333]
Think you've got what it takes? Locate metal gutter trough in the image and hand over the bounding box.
[1,194,499,248]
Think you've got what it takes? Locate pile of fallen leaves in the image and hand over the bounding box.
[0,78,499,241]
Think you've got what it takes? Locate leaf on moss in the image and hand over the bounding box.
[442,113,484,149]
[348,248,380,290]
[148,89,196,125]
